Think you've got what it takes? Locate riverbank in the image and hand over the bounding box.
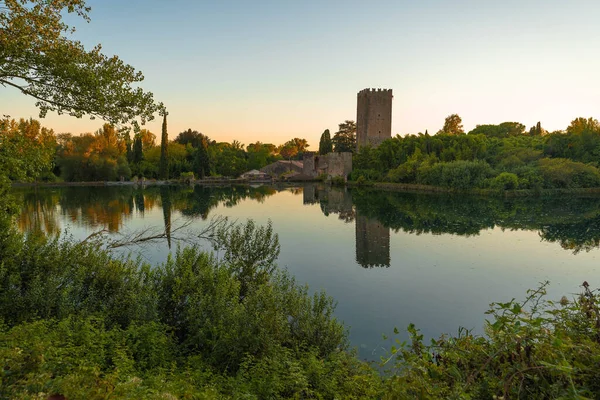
[14,179,600,198]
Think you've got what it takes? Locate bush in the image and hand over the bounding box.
[350,168,382,182]
[179,171,195,183]
[0,221,381,398]
[537,158,600,188]
[383,282,600,399]
[490,172,519,190]
[417,160,493,190]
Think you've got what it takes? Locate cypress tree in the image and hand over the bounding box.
[159,113,169,180]
[318,129,333,155]
[132,134,143,164]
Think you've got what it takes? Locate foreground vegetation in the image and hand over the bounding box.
[2,213,600,398]
[0,221,380,398]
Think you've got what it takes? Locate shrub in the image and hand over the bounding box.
[383,282,600,399]
[350,168,382,182]
[491,172,519,190]
[537,158,600,188]
[0,221,381,398]
[417,160,493,190]
[179,171,195,183]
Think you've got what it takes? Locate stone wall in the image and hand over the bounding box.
[356,88,393,150]
[303,152,352,179]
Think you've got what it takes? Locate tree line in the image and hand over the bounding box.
[353,114,600,191]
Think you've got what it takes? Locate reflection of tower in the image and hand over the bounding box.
[355,213,390,268]
[303,185,317,205]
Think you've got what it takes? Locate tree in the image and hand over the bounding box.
[566,117,600,136]
[0,0,163,125]
[468,122,525,137]
[332,120,356,153]
[279,144,298,160]
[319,129,333,155]
[247,142,276,170]
[288,138,309,153]
[132,134,143,164]
[174,129,209,148]
[139,129,156,151]
[528,121,544,136]
[193,135,211,179]
[440,114,464,135]
[159,114,168,179]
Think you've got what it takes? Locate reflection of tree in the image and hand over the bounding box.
[351,188,600,254]
[59,187,135,232]
[173,185,278,220]
[15,188,61,236]
[17,185,600,255]
[15,186,137,234]
[539,216,600,254]
[160,186,173,248]
[134,190,145,215]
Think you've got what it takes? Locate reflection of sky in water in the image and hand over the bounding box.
[14,186,600,361]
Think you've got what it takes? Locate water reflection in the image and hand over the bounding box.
[14,184,600,257]
[303,186,389,267]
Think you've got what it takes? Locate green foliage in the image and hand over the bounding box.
[333,120,357,153]
[179,171,195,183]
[383,282,600,399]
[417,160,493,190]
[352,121,600,191]
[193,135,211,179]
[468,121,526,137]
[319,129,333,155]
[132,133,144,164]
[537,158,600,189]
[491,172,519,190]
[0,221,382,398]
[350,168,383,182]
[213,219,280,296]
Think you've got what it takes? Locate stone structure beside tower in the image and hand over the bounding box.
[356,88,393,150]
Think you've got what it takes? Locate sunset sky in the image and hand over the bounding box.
[1,0,599,147]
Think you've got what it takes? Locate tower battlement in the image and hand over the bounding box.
[357,88,393,97]
[356,88,393,150]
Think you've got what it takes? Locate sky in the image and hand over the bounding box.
[2,0,600,147]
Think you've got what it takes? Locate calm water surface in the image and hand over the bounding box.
[14,184,600,360]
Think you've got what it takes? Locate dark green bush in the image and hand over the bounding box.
[537,158,600,188]
[490,171,519,190]
[417,160,493,190]
[350,168,382,182]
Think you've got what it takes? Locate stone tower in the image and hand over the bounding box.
[356,88,393,150]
